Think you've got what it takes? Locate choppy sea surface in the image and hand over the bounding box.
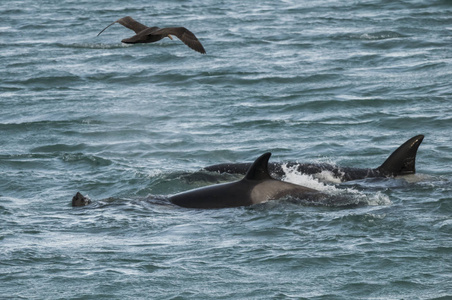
[1,0,451,299]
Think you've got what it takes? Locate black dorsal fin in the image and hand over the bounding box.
[244,152,273,181]
[378,135,424,176]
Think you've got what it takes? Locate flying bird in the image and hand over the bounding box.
[97,16,206,54]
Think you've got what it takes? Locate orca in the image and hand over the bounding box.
[203,135,424,182]
[72,153,322,208]
[169,152,321,209]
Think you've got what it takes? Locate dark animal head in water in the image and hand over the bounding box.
[72,192,91,207]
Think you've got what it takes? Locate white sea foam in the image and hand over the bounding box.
[313,170,343,184]
[280,163,391,206]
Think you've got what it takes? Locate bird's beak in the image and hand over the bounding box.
[168,34,173,40]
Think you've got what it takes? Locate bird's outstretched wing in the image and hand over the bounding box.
[153,27,206,54]
[97,16,148,36]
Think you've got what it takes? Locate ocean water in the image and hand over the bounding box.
[1,0,451,298]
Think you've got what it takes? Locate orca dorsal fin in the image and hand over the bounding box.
[244,152,273,181]
[378,134,424,176]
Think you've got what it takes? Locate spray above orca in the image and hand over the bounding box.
[203,135,424,182]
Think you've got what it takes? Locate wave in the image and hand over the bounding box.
[61,153,112,166]
[1,148,112,167]
[2,70,84,87]
[55,42,132,50]
[359,31,408,40]
[332,30,407,41]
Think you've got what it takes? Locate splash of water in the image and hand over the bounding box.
[280,163,391,206]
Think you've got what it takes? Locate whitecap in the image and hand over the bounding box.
[280,164,391,206]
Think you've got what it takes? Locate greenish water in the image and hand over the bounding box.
[1,0,451,299]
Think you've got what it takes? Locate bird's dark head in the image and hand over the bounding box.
[121,38,134,44]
